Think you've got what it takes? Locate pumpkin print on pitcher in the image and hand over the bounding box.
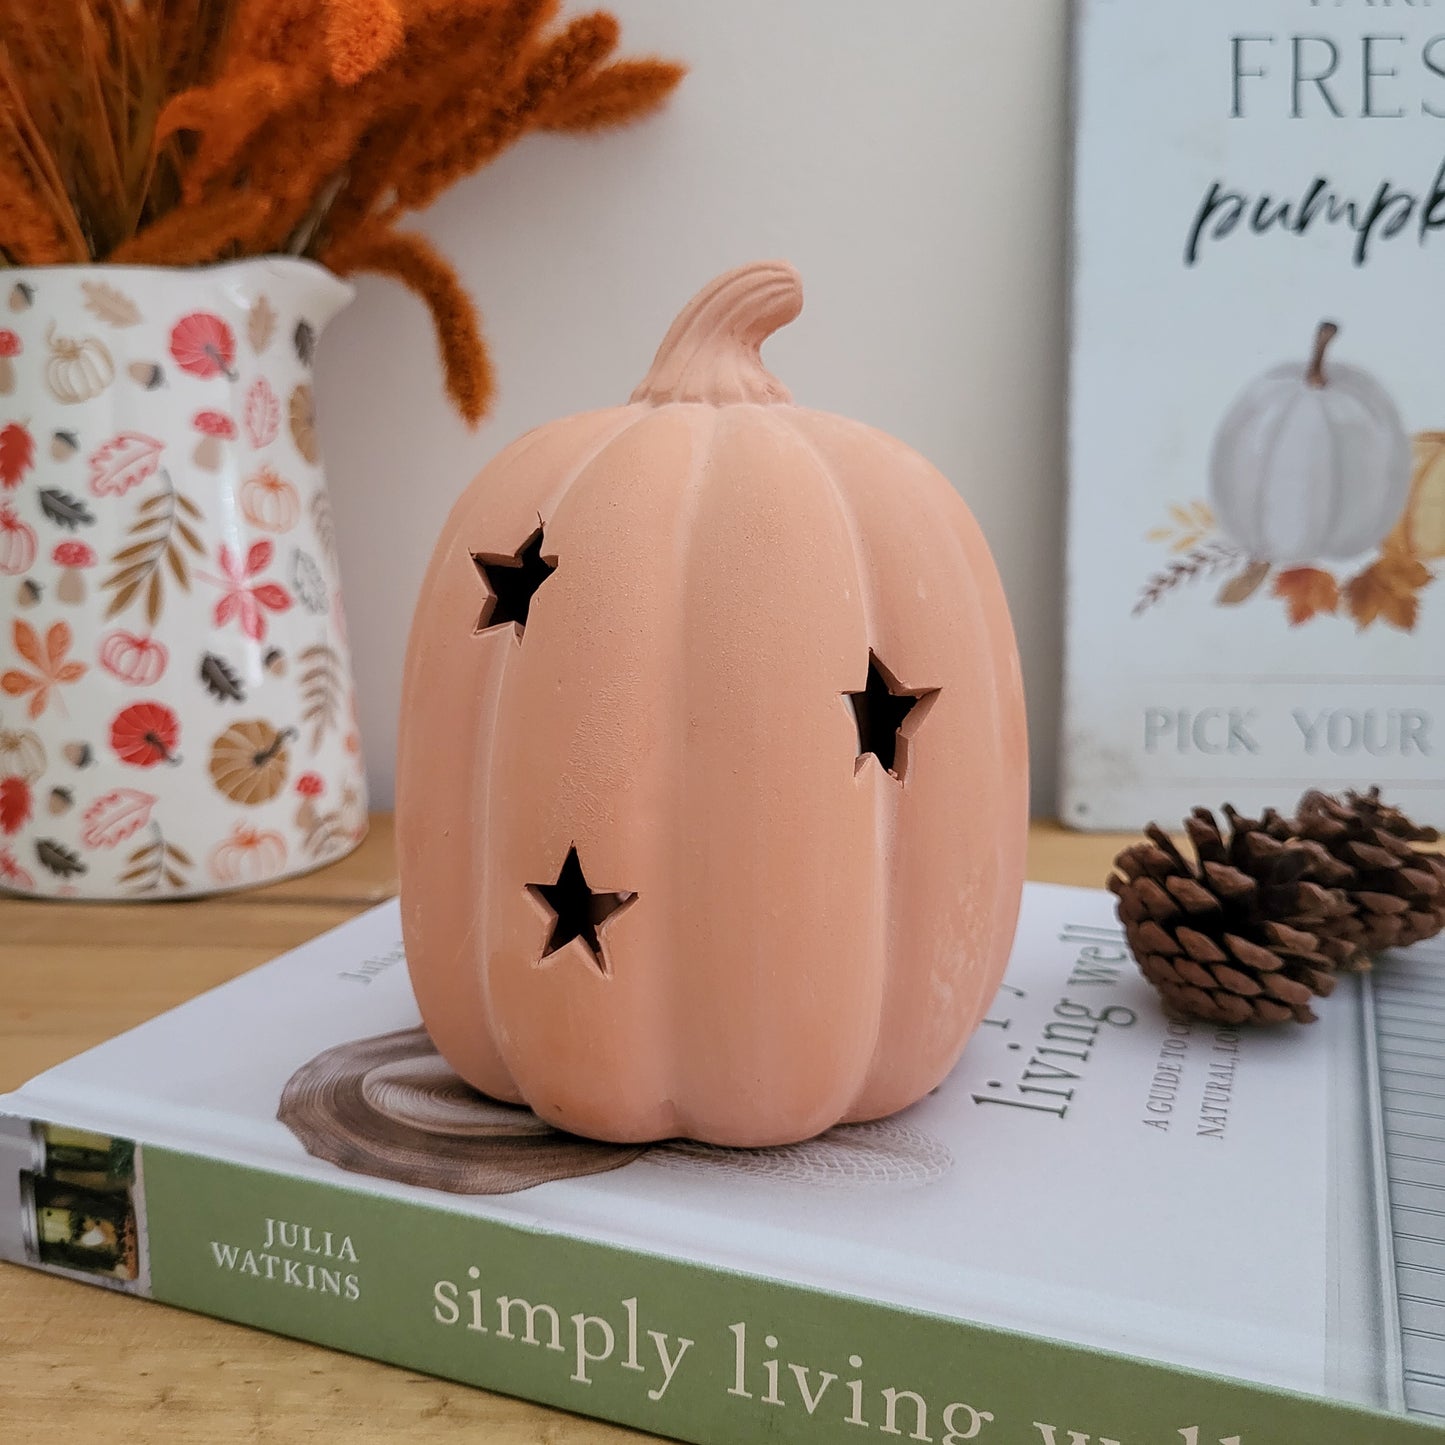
[1134,320,1439,632]
[0,258,366,899]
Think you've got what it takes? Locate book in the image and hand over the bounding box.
[3,880,1444,1444]
[1063,0,1445,831]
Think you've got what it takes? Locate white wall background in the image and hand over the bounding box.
[316,1,1070,811]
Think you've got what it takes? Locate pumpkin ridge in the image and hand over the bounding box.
[770,413,891,1104]
[528,404,724,1139]
[1330,374,1412,558]
[659,404,875,1140]
[1298,389,1341,564]
[1319,394,1358,560]
[787,409,1024,1116]
[401,408,648,1102]
[1250,383,1321,562]
[1312,384,1384,562]
[534,407,654,529]
[1209,378,1273,559]
[753,409,885,1117]
[466,407,710,1130]
[472,409,658,1090]
[1247,384,1293,559]
[775,408,881,669]
[629,261,802,409]
[657,405,719,1140]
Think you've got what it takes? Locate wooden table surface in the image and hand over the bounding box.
[0,816,1129,1443]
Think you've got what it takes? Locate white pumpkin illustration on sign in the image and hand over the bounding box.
[1208,322,1411,565]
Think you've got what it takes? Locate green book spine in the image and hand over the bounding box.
[15,1132,1428,1445]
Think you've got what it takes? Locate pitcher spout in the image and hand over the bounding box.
[291,263,356,331]
[219,255,355,333]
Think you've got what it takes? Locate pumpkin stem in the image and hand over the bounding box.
[252,726,297,768]
[144,732,181,766]
[630,261,802,407]
[1306,321,1339,389]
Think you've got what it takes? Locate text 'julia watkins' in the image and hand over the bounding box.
[209,1216,360,1301]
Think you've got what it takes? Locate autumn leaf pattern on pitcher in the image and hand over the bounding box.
[0,257,366,899]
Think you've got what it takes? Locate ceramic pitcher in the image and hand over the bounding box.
[0,258,367,898]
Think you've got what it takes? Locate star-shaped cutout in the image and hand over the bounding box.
[527,846,636,974]
[845,652,938,780]
[472,526,556,636]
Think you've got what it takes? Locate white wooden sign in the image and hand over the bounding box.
[1065,0,1445,829]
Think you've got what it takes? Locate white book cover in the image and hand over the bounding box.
[3,881,1443,1427]
[1064,0,1445,830]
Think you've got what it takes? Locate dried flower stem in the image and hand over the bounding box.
[325,223,493,423]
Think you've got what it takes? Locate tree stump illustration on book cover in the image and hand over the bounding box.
[394,260,1028,1149]
[1134,320,1438,631]
[278,1029,647,1193]
[277,1029,955,1195]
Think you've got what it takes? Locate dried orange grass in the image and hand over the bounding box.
[0,0,684,422]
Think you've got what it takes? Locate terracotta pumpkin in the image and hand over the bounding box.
[1209,321,1411,565]
[396,261,1028,1148]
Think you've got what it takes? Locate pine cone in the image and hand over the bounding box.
[1272,788,1445,952]
[1109,806,1360,1026]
